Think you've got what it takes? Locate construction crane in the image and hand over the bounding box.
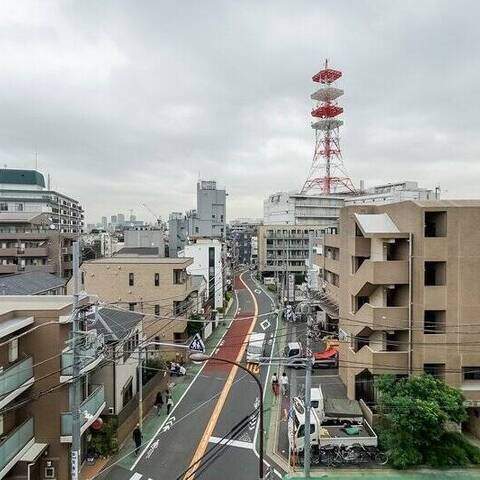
[141,203,162,226]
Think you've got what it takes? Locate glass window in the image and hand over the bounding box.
[129,272,134,286]
[155,305,160,316]
[463,367,480,381]
[154,273,159,286]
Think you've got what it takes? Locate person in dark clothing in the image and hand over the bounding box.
[154,391,164,416]
[133,424,142,456]
[166,392,174,414]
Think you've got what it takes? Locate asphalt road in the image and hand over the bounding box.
[101,271,284,480]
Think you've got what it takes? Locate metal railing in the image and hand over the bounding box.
[0,418,33,471]
[0,357,33,398]
[61,385,105,435]
[61,342,102,377]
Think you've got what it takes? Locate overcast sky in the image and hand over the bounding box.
[1,1,479,223]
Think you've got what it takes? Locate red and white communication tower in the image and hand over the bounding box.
[301,60,356,194]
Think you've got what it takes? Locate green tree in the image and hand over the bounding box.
[376,374,480,468]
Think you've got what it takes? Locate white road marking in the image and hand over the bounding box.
[209,436,254,450]
[130,302,237,470]
[130,474,142,480]
[254,288,261,294]
[260,319,271,330]
[161,416,175,432]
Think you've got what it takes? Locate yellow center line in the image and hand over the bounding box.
[184,271,259,480]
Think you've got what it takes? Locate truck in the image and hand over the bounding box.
[310,387,364,424]
[288,396,377,457]
[285,342,338,369]
[246,332,266,364]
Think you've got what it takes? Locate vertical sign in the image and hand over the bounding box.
[288,273,295,302]
[71,450,79,480]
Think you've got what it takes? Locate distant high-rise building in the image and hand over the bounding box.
[130,214,136,222]
[117,213,125,224]
[111,215,117,224]
[101,216,108,228]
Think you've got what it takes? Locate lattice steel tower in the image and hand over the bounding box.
[301,60,356,194]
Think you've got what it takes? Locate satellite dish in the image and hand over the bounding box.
[49,224,56,230]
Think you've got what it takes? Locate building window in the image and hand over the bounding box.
[155,304,160,316]
[424,310,446,334]
[122,378,133,408]
[129,272,134,286]
[128,303,136,311]
[0,203,7,211]
[154,273,160,286]
[424,261,446,286]
[463,367,480,381]
[8,339,18,363]
[154,336,161,350]
[424,363,445,380]
[424,211,447,237]
[173,269,184,284]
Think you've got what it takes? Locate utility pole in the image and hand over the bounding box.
[138,345,144,430]
[71,241,81,480]
[303,233,314,478]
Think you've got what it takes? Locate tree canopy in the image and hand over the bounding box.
[376,374,480,468]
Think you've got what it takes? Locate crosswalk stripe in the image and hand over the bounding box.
[130,473,142,480]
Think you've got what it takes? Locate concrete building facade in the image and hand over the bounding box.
[257,224,325,285]
[0,212,76,278]
[124,227,165,257]
[0,295,104,480]
[78,257,198,348]
[316,200,480,436]
[0,169,84,234]
[263,191,345,226]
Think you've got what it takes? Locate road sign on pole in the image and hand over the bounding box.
[188,333,205,353]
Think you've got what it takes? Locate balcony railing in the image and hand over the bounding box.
[61,340,104,379]
[0,356,34,400]
[61,385,105,437]
[0,418,34,474]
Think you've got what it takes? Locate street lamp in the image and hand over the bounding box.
[189,352,265,480]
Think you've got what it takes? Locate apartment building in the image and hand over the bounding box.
[257,225,325,286]
[78,257,197,347]
[0,295,104,480]
[168,180,227,257]
[0,169,84,234]
[229,219,261,266]
[0,212,76,278]
[316,200,480,436]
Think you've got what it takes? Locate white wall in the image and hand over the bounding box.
[181,240,223,309]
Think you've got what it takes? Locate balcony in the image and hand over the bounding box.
[424,285,447,309]
[461,383,480,405]
[324,233,340,248]
[60,385,105,442]
[22,264,56,274]
[351,260,409,297]
[0,356,34,410]
[0,265,17,274]
[60,341,104,383]
[324,256,339,274]
[0,418,34,479]
[18,247,48,257]
[0,248,17,257]
[354,346,409,375]
[355,304,409,331]
[354,237,371,257]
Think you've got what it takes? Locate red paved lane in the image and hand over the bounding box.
[206,312,254,373]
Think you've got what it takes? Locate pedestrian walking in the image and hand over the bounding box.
[272,372,280,398]
[132,423,142,456]
[166,392,174,414]
[281,371,289,396]
[154,391,164,416]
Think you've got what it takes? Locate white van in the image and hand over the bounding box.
[246,332,266,363]
[310,387,324,418]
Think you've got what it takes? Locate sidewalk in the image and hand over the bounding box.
[93,299,236,476]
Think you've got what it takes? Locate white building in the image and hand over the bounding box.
[263,191,345,226]
[179,239,223,309]
[345,181,438,206]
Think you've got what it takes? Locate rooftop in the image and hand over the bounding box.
[411,199,480,207]
[115,247,161,256]
[0,271,66,295]
[0,294,92,316]
[88,307,142,342]
[0,169,45,188]
[85,256,192,265]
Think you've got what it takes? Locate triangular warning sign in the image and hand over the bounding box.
[188,333,205,353]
